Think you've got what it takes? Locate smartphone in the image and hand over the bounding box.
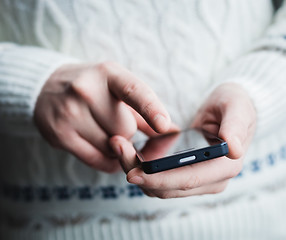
[134,128,229,174]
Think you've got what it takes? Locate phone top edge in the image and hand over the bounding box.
[141,143,229,174]
[139,142,228,164]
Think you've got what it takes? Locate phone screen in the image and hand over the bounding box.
[134,128,228,174]
[134,129,224,162]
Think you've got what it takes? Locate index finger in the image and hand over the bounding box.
[104,62,171,133]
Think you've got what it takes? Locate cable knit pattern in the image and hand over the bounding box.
[0,0,275,131]
[1,0,286,239]
[0,44,78,134]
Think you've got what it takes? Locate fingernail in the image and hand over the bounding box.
[111,143,122,157]
[154,114,169,131]
[129,176,144,185]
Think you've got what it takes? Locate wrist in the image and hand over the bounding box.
[39,63,79,94]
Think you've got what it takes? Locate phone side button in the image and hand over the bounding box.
[179,155,196,164]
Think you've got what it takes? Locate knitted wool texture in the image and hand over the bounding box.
[1,0,286,239]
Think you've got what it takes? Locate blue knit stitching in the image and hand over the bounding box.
[1,144,286,201]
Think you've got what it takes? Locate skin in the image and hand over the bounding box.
[34,62,171,173]
[109,83,257,198]
[35,62,256,198]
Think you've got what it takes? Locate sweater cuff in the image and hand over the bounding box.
[218,50,286,137]
[0,45,79,133]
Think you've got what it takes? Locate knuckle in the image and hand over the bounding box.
[140,92,158,116]
[180,175,201,191]
[143,177,165,191]
[96,62,109,74]
[70,78,85,94]
[219,97,231,110]
[121,81,139,101]
[96,61,117,75]
[156,191,172,199]
[64,99,81,119]
[154,178,167,190]
[140,101,156,118]
[142,189,155,198]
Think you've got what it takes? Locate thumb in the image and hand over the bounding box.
[218,106,249,159]
[109,135,138,173]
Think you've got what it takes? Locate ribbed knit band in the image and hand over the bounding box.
[0,43,79,133]
[218,50,286,138]
[1,186,286,240]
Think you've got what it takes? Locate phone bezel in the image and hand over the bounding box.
[134,129,229,174]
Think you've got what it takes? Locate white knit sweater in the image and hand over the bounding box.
[1,0,286,239]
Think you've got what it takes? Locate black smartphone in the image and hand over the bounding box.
[134,128,229,174]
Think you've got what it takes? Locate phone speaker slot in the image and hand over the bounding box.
[179,155,196,164]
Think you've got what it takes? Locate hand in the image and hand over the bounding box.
[34,62,171,173]
[110,83,256,198]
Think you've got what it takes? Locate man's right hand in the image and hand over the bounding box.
[34,62,171,173]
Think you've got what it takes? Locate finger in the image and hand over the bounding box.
[144,180,229,199]
[131,107,180,137]
[110,124,181,173]
[109,126,180,171]
[191,111,220,136]
[109,135,139,173]
[141,188,157,197]
[218,98,255,159]
[130,108,159,137]
[62,130,121,173]
[74,109,115,157]
[104,62,171,133]
[126,156,242,191]
[71,72,137,139]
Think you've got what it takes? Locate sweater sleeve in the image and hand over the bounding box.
[0,43,79,135]
[217,2,286,138]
